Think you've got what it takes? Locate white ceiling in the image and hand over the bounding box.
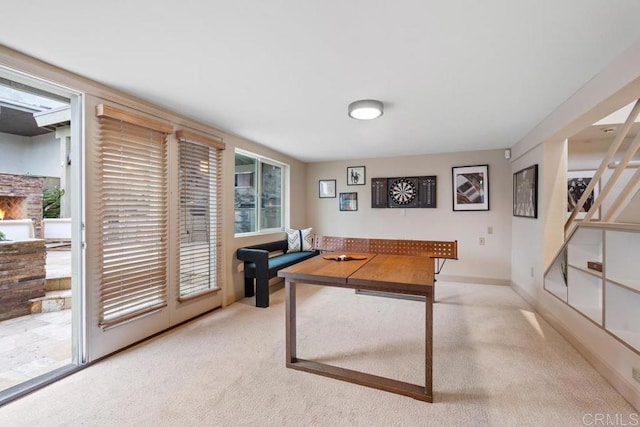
[2,1,640,162]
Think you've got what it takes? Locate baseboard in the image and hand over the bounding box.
[511,282,640,411]
[438,274,510,286]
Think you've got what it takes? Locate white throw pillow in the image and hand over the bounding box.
[286,228,313,252]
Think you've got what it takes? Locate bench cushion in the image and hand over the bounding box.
[244,251,317,278]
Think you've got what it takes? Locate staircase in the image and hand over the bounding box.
[543,97,640,357]
[565,98,640,236]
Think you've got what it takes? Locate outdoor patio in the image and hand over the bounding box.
[0,249,72,391]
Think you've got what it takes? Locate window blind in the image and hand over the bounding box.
[176,130,224,300]
[96,105,170,328]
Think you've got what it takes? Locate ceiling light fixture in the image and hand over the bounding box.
[348,99,383,120]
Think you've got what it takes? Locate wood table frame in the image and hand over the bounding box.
[279,253,434,402]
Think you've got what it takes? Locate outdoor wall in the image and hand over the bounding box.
[0,131,59,178]
[27,133,60,178]
[306,149,512,284]
[0,132,28,173]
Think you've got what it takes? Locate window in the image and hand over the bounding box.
[234,150,285,234]
[176,130,224,300]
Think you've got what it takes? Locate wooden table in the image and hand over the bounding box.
[278,252,435,402]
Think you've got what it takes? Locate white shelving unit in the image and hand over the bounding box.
[567,266,602,324]
[567,227,603,325]
[604,230,640,352]
[544,253,568,302]
[544,224,640,355]
[605,281,640,352]
[567,227,603,273]
[606,230,640,292]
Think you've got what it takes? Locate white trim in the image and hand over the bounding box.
[234,148,288,236]
[438,275,510,286]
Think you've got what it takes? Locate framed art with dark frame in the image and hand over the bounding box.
[347,166,366,185]
[513,164,538,218]
[318,179,336,198]
[339,192,358,211]
[452,165,489,211]
[568,170,600,220]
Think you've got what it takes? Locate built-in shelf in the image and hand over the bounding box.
[605,280,640,352]
[544,224,640,355]
[544,250,568,302]
[606,230,640,293]
[568,228,602,271]
[567,266,602,325]
[567,264,602,279]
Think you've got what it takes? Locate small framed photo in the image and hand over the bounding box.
[319,179,336,198]
[347,166,366,185]
[568,170,600,220]
[452,165,489,211]
[513,164,538,218]
[339,192,358,211]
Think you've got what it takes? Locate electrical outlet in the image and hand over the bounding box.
[633,367,640,384]
[488,226,493,235]
[530,267,534,277]
[479,237,485,246]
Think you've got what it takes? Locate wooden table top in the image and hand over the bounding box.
[348,253,434,295]
[278,252,434,294]
[278,253,373,284]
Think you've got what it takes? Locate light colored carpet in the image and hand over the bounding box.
[0,281,636,426]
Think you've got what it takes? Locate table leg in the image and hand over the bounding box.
[425,287,433,398]
[285,280,297,364]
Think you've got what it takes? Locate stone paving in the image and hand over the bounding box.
[0,250,72,392]
[0,310,71,391]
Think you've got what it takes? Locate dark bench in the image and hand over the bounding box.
[237,239,318,307]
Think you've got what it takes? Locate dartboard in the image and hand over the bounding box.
[389,178,417,205]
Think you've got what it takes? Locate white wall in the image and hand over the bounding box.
[306,149,512,284]
[510,144,545,300]
[0,131,60,177]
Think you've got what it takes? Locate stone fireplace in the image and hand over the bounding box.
[0,173,44,238]
[0,195,27,220]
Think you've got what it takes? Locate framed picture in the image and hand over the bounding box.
[339,192,358,211]
[513,164,538,218]
[347,166,366,185]
[568,170,600,220]
[318,179,336,198]
[452,165,489,211]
